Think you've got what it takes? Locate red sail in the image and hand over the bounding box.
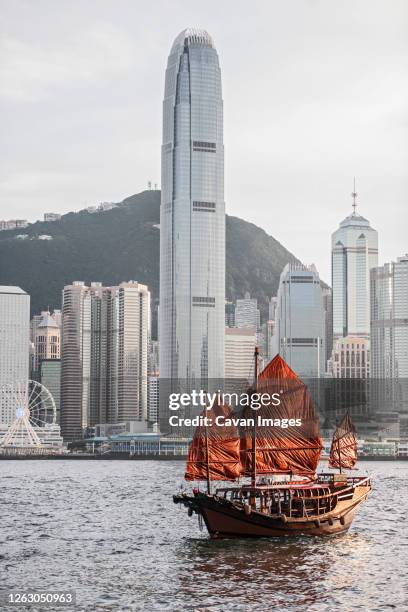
[329,412,358,469]
[185,402,241,481]
[240,355,323,476]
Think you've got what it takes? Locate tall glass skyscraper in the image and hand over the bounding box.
[371,254,408,379]
[331,205,378,341]
[159,29,225,385]
[273,264,326,378]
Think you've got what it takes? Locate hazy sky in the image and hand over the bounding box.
[1,0,407,281]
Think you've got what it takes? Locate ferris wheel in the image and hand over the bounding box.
[0,380,57,448]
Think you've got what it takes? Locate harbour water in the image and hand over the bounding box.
[1,460,407,611]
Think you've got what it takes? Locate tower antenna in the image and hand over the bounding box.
[351,177,358,215]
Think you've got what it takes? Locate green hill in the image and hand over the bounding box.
[0,190,299,332]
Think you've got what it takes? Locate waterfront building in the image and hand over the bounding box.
[0,286,30,426]
[117,282,150,422]
[273,264,326,378]
[159,28,225,386]
[235,292,261,331]
[60,282,92,441]
[60,281,150,440]
[331,190,378,341]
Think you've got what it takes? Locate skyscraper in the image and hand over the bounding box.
[273,264,326,378]
[159,28,225,386]
[0,286,30,426]
[60,281,150,440]
[117,281,150,422]
[371,254,408,380]
[60,282,91,441]
[332,191,378,341]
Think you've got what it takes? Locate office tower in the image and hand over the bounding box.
[0,286,30,426]
[371,254,408,380]
[39,359,61,422]
[60,282,92,441]
[332,191,378,341]
[273,264,326,378]
[159,28,225,385]
[117,282,150,422]
[330,337,370,378]
[322,287,333,365]
[225,327,257,382]
[32,311,60,372]
[225,301,236,328]
[235,292,261,330]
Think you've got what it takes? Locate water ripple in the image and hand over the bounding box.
[0,460,406,611]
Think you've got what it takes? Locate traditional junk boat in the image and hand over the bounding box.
[174,352,372,538]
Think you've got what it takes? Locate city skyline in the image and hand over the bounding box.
[1,0,407,282]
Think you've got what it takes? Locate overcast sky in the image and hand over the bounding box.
[1,0,407,281]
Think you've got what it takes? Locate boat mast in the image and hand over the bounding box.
[205,413,211,494]
[251,346,259,489]
[337,430,342,474]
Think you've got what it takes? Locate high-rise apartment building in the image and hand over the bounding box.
[273,264,326,378]
[60,281,150,440]
[117,282,150,422]
[0,286,30,426]
[159,28,225,385]
[235,292,261,331]
[60,282,91,441]
[371,255,408,379]
[332,196,378,341]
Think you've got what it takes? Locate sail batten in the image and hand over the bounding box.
[329,412,358,470]
[185,355,323,482]
[185,403,241,481]
[240,355,323,477]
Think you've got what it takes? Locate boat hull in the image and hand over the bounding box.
[174,484,371,538]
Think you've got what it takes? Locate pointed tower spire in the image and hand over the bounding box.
[351,177,358,215]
